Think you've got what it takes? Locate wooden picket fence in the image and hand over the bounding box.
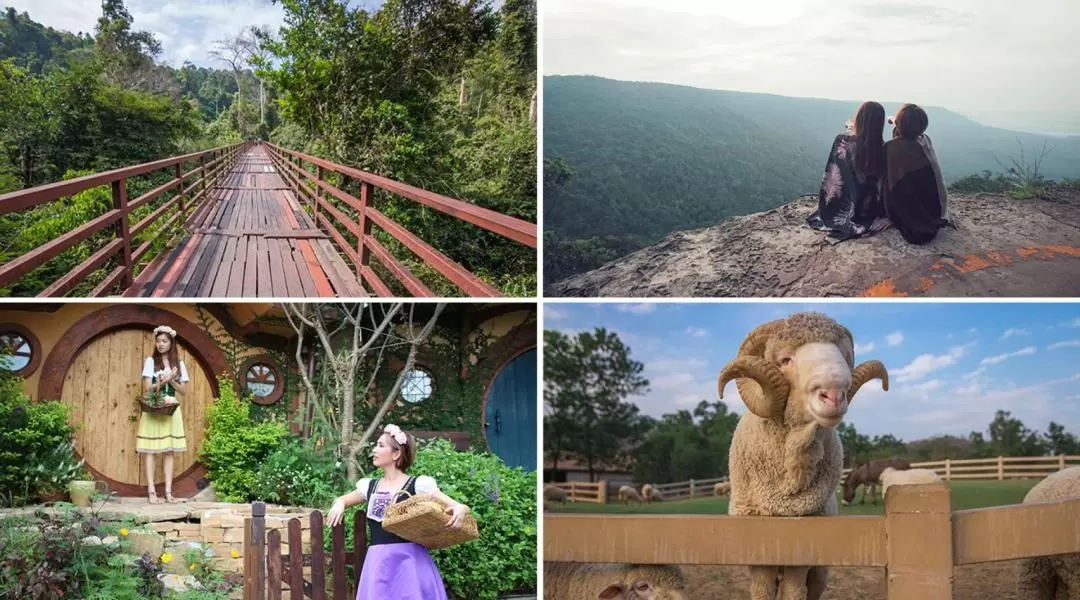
[242,501,366,600]
[544,483,1080,600]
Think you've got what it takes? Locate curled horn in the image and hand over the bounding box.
[717,320,789,418]
[849,360,889,402]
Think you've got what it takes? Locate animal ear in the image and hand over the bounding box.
[598,583,624,599]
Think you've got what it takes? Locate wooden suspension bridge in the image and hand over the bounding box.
[0,142,536,298]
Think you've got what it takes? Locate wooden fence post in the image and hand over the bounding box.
[356,181,372,281]
[885,483,953,600]
[598,480,607,504]
[244,501,267,600]
[1060,454,1066,471]
[689,479,695,498]
[175,162,186,215]
[998,456,1004,480]
[112,178,133,288]
[945,459,951,481]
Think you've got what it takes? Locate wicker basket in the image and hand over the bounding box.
[382,490,479,549]
[136,392,180,416]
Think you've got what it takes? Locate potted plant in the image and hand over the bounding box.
[26,440,86,504]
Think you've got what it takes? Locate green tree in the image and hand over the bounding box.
[542,328,648,481]
[1043,421,1080,456]
[986,410,1046,457]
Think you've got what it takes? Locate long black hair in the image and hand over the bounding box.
[852,101,886,175]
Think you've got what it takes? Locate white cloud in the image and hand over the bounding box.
[980,346,1037,366]
[544,306,567,322]
[684,326,709,338]
[616,303,657,315]
[962,367,986,380]
[1002,328,1030,339]
[854,341,876,354]
[956,381,980,395]
[647,357,708,372]
[893,344,974,382]
[1049,340,1080,351]
[912,379,944,393]
[886,331,905,347]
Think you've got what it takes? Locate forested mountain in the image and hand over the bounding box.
[544,75,1080,283]
[0,0,536,296]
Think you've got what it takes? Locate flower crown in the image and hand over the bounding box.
[153,325,177,339]
[384,424,407,445]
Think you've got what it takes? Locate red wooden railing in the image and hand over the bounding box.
[0,143,246,296]
[262,141,537,297]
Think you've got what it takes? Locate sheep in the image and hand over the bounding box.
[642,484,664,502]
[879,467,941,499]
[714,481,731,496]
[545,484,570,505]
[618,485,645,504]
[1015,466,1080,599]
[841,457,912,505]
[717,311,889,600]
[543,562,688,599]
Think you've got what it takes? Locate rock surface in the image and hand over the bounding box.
[547,187,1080,297]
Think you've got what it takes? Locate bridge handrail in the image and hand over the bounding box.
[0,142,246,296]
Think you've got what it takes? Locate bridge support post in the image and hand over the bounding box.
[175,162,185,216]
[356,181,372,283]
[885,483,953,600]
[112,178,134,289]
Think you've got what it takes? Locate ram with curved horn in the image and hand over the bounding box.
[717,311,889,600]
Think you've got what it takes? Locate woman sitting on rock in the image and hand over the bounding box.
[882,103,951,244]
[806,100,890,242]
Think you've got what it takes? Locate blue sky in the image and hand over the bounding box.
[543,302,1080,442]
[4,0,388,68]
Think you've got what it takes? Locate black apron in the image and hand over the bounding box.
[367,475,417,546]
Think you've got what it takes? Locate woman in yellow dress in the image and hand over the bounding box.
[136,325,189,504]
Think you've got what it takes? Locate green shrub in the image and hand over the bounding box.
[251,438,348,508]
[348,438,537,600]
[198,375,288,502]
[0,374,81,506]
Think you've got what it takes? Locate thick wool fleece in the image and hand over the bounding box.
[543,563,687,600]
[1016,467,1080,599]
[728,417,843,517]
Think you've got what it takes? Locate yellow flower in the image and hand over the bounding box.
[119,528,129,537]
[189,564,196,571]
[231,550,241,559]
[160,553,173,564]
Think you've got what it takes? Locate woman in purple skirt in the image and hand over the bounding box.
[326,424,472,600]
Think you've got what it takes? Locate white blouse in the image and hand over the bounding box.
[356,475,439,523]
[142,357,190,382]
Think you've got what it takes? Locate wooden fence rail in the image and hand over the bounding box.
[544,484,1080,600]
[0,142,246,296]
[840,454,1080,481]
[551,481,606,504]
[243,501,366,600]
[652,477,727,500]
[262,141,537,298]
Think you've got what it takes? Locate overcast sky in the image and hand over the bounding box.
[3,0,384,68]
[545,302,1080,442]
[542,0,1080,133]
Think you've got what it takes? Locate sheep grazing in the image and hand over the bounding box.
[1016,466,1080,599]
[642,484,664,502]
[841,457,912,505]
[714,481,731,496]
[543,562,688,600]
[879,467,941,499]
[545,484,570,504]
[618,485,645,504]
[717,311,889,600]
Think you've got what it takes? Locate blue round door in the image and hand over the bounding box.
[485,348,537,471]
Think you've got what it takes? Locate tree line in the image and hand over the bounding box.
[544,327,1080,485]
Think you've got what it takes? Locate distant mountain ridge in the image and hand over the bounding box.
[543,75,1080,284]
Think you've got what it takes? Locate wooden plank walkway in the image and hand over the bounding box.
[125,146,366,297]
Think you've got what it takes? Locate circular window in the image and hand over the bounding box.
[238,355,284,405]
[401,368,433,404]
[0,324,40,377]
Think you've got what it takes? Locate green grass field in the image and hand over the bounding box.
[546,480,1039,515]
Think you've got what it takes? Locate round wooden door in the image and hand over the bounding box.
[60,330,212,488]
[484,348,537,471]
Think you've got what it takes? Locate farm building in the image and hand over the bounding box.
[0,301,537,498]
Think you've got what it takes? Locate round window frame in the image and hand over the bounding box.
[400,366,435,404]
[238,355,284,406]
[0,323,41,378]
